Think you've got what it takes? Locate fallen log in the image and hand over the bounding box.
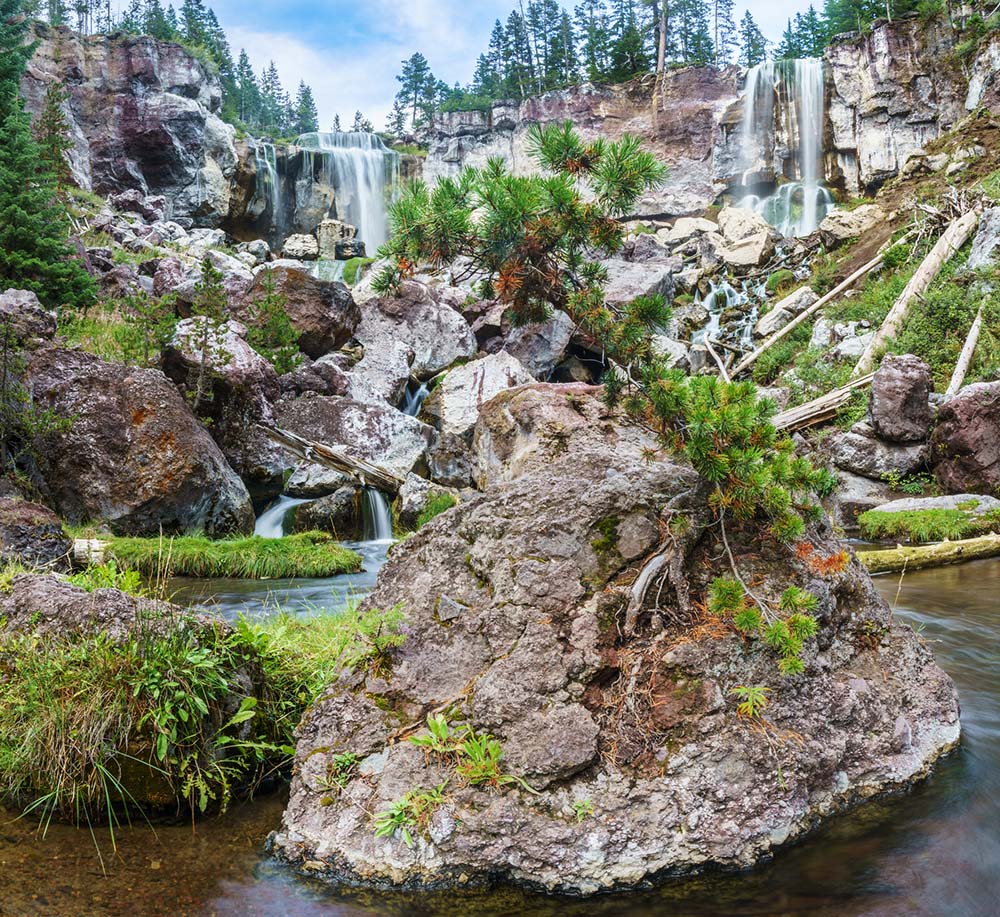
[258,424,405,494]
[732,232,914,379]
[853,209,980,377]
[857,532,1000,574]
[945,307,983,397]
[771,373,875,431]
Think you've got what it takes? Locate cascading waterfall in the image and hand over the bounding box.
[296,131,401,252]
[737,59,833,237]
[400,380,429,417]
[250,139,282,232]
[254,495,311,539]
[361,487,393,542]
[693,279,760,351]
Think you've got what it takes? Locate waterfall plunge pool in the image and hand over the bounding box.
[3,559,997,915]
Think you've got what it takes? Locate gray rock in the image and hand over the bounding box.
[272,442,959,893]
[282,233,320,261]
[601,258,676,305]
[503,310,575,380]
[356,281,476,377]
[423,352,534,440]
[341,341,414,407]
[755,287,818,338]
[295,487,361,539]
[0,498,72,571]
[0,289,57,344]
[828,471,899,530]
[819,205,885,245]
[967,206,1000,271]
[316,219,357,259]
[870,354,933,443]
[827,430,928,480]
[869,493,1000,515]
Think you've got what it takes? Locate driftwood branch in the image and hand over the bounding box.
[946,307,983,397]
[853,210,980,377]
[771,373,876,431]
[257,424,405,494]
[858,533,1000,574]
[731,235,912,379]
[705,337,731,382]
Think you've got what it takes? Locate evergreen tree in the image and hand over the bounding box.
[675,0,714,65]
[180,0,208,46]
[0,0,94,310]
[187,256,229,414]
[608,1,651,81]
[351,110,374,133]
[713,0,737,66]
[245,269,301,375]
[46,0,67,24]
[331,113,342,132]
[33,81,73,187]
[575,0,611,83]
[738,11,768,67]
[396,52,433,129]
[385,99,407,136]
[259,61,284,134]
[235,49,260,125]
[294,81,318,134]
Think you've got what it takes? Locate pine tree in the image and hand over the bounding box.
[331,113,342,132]
[33,81,73,186]
[294,81,318,134]
[713,0,737,66]
[180,0,208,46]
[351,110,374,133]
[608,1,651,81]
[187,256,229,414]
[385,99,407,136]
[395,52,433,129]
[46,0,67,24]
[0,0,94,311]
[235,49,260,125]
[259,61,284,135]
[675,0,714,65]
[245,269,301,375]
[575,1,611,83]
[738,11,768,67]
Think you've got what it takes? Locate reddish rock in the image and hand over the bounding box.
[933,381,1000,495]
[870,354,933,443]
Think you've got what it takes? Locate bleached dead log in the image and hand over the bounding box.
[853,210,980,377]
[771,373,875,431]
[858,533,1000,574]
[732,244,901,378]
[73,539,107,567]
[705,337,731,382]
[258,424,405,494]
[945,308,983,397]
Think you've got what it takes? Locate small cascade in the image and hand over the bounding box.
[311,259,347,283]
[296,131,400,252]
[694,279,762,352]
[250,140,282,232]
[400,380,429,417]
[254,495,311,539]
[736,58,833,237]
[361,487,393,543]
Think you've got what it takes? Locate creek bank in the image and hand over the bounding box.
[271,386,960,895]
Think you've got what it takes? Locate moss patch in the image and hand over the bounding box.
[858,505,1000,543]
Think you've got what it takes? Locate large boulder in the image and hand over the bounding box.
[826,427,928,480]
[272,444,958,893]
[240,266,360,359]
[163,318,289,506]
[423,352,534,440]
[0,289,57,344]
[343,341,414,407]
[601,259,676,305]
[282,233,320,261]
[276,395,432,494]
[502,310,575,379]
[754,287,818,338]
[869,354,933,443]
[819,204,886,245]
[27,347,253,536]
[356,281,476,377]
[932,381,1000,494]
[472,383,657,489]
[0,497,71,571]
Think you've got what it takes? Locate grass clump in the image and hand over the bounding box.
[0,602,406,827]
[765,268,796,296]
[858,505,1000,543]
[342,256,376,286]
[107,532,362,580]
[415,493,458,530]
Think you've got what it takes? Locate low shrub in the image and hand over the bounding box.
[107,532,362,580]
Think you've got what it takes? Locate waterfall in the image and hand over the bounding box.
[737,59,833,237]
[693,280,758,350]
[250,140,282,232]
[254,495,311,539]
[296,131,400,251]
[400,380,429,417]
[361,488,393,543]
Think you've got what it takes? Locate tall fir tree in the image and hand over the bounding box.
[713,0,737,66]
[33,81,73,186]
[294,81,318,134]
[738,11,768,67]
[0,0,94,310]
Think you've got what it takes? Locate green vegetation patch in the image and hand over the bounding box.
[765,268,796,296]
[415,492,458,530]
[342,256,376,286]
[858,506,1000,544]
[107,532,362,580]
[0,602,405,825]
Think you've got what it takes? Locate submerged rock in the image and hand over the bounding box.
[27,346,253,536]
[272,393,959,894]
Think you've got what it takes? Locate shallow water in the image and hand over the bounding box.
[166,541,391,621]
[2,560,998,916]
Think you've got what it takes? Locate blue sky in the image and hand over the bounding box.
[160,2,817,128]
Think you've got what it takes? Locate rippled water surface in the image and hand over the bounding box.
[2,560,997,916]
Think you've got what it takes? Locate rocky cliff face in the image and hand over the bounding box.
[425,70,740,219]
[425,18,1000,206]
[22,24,238,226]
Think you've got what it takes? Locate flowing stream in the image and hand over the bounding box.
[3,559,998,915]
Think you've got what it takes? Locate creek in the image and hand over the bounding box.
[1,559,997,915]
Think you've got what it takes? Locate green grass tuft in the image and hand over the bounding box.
[107,532,362,580]
[858,506,1000,543]
[416,493,458,530]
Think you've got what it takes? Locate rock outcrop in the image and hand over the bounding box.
[27,347,254,536]
[932,381,1000,495]
[22,25,237,225]
[0,498,72,571]
[271,389,959,894]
